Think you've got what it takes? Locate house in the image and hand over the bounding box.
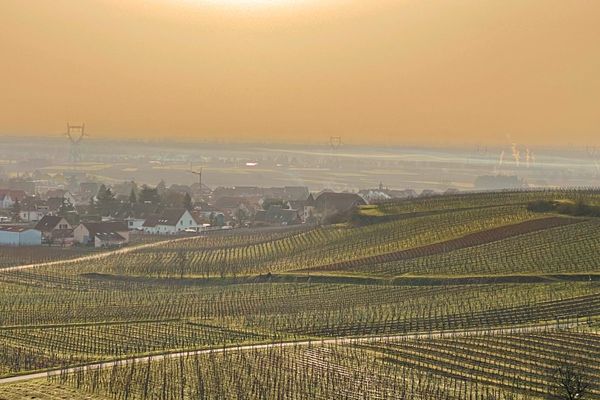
[35,215,73,243]
[74,222,130,247]
[45,189,76,205]
[125,217,146,230]
[212,186,262,201]
[123,202,161,230]
[0,189,26,209]
[6,181,36,195]
[254,205,300,226]
[286,200,305,211]
[285,193,318,224]
[18,197,49,222]
[19,206,45,223]
[214,196,257,220]
[193,203,226,227]
[314,192,367,220]
[303,194,316,223]
[46,197,68,214]
[142,209,200,235]
[0,226,42,246]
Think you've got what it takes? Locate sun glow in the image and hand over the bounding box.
[181,0,305,8]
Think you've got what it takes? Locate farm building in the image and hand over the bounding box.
[142,209,200,235]
[74,222,129,247]
[0,226,42,246]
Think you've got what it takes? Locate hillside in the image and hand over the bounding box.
[0,189,599,399]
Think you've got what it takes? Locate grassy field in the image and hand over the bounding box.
[0,189,599,399]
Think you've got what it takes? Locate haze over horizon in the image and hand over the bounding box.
[1,0,599,147]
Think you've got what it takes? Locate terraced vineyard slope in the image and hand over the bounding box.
[0,190,599,399]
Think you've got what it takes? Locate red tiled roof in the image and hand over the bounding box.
[0,189,26,202]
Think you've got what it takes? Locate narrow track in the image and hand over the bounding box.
[0,236,194,273]
[0,322,575,385]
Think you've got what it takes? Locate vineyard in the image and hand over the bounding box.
[0,190,599,399]
[2,328,596,400]
[24,203,543,278]
[0,246,96,269]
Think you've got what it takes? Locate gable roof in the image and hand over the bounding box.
[142,215,160,228]
[46,197,65,211]
[254,206,299,225]
[35,215,68,231]
[142,209,195,227]
[157,209,189,226]
[80,222,128,237]
[286,200,305,211]
[215,196,250,209]
[95,231,126,242]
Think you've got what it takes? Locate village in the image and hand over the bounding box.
[0,170,398,248]
[0,169,465,248]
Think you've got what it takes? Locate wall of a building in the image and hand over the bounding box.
[0,231,19,246]
[19,230,42,246]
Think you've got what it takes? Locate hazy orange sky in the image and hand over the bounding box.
[1,0,599,146]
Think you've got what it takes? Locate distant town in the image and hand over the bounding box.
[0,168,434,248]
[1,168,467,248]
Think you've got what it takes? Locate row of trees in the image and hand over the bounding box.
[92,184,193,217]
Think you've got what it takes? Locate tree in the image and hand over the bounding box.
[58,197,75,216]
[552,364,589,400]
[234,207,249,227]
[129,188,137,204]
[11,199,21,223]
[160,190,185,208]
[96,184,116,217]
[156,180,167,196]
[138,185,160,205]
[183,192,193,211]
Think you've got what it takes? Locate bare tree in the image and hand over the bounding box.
[552,364,590,400]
